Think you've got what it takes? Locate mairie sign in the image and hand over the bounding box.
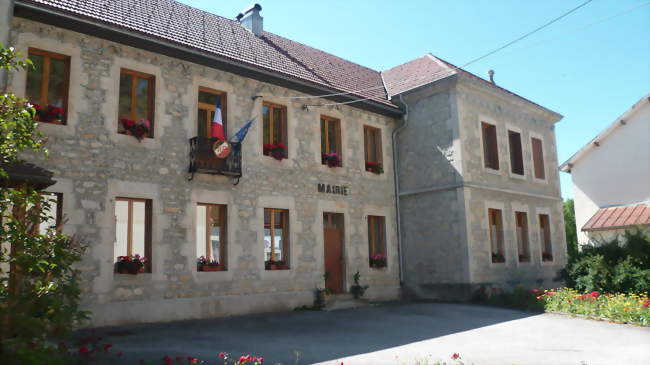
[317,183,349,196]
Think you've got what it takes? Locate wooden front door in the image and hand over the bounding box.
[323,213,344,293]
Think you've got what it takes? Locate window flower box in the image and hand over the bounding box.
[115,255,148,274]
[263,143,287,160]
[322,152,342,167]
[32,103,65,124]
[265,260,287,270]
[542,252,553,262]
[197,257,223,271]
[518,254,531,263]
[491,252,505,263]
[365,161,383,174]
[369,253,387,268]
[120,118,151,142]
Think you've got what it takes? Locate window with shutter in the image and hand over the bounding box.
[532,137,546,180]
[508,130,524,175]
[488,208,505,263]
[481,122,499,170]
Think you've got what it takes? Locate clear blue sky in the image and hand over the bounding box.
[179,0,650,200]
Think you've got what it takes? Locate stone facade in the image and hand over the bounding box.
[397,75,567,300]
[8,18,400,327]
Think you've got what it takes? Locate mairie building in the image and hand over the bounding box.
[1,0,567,327]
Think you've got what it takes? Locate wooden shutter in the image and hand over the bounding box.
[532,138,545,179]
[508,131,524,175]
[482,123,499,170]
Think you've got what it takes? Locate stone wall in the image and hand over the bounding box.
[8,18,400,327]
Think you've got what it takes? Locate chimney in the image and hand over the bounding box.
[237,4,263,36]
[488,69,495,84]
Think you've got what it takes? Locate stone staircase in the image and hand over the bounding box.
[323,293,370,311]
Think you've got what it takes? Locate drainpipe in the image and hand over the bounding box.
[391,94,409,285]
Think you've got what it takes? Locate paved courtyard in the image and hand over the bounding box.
[82,302,650,365]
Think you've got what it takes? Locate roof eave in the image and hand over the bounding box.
[560,93,650,172]
[13,1,403,118]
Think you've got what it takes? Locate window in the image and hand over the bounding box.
[508,130,524,175]
[197,88,227,138]
[488,208,505,263]
[321,116,342,166]
[118,69,155,138]
[114,198,152,272]
[262,102,287,159]
[515,212,530,262]
[367,215,387,268]
[531,137,545,180]
[482,122,499,170]
[363,126,383,173]
[39,193,63,233]
[25,48,70,125]
[264,208,289,269]
[539,214,553,262]
[196,204,227,271]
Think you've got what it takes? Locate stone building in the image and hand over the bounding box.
[3,0,566,326]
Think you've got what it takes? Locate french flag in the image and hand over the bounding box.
[210,96,225,140]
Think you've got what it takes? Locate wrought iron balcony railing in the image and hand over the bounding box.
[189,137,242,179]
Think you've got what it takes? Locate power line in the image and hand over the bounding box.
[293,0,596,107]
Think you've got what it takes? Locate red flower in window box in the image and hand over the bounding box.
[369,253,387,268]
[32,103,65,123]
[365,161,383,174]
[115,254,147,274]
[322,152,342,167]
[120,118,151,141]
[265,260,286,270]
[263,143,286,160]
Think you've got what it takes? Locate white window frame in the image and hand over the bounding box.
[484,200,507,266]
[511,203,532,267]
[535,207,554,265]
[478,116,501,175]
[529,131,548,184]
[505,124,526,180]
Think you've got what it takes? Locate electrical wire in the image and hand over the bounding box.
[272,0,596,107]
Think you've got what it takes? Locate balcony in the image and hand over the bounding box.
[189,137,242,178]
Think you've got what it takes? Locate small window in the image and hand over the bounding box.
[197,88,227,139]
[321,116,342,167]
[118,69,155,138]
[38,192,63,233]
[482,122,499,170]
[488,208,505,263]
[539,214,553,262]
[368,215,387,268]
[114,198,152,273]
[26,48,70,125]
[264,208,289,269]
[364,126,383,174]
[196,204,227,271]
[515,212,530,262]
[508,130,524,175]
[531,137,545,180]
[262,102,288,159]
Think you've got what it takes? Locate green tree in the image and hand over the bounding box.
[0,44,88,363]
[563,199,578,262]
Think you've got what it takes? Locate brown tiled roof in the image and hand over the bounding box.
[18,0,392,107]
[382,54,561,117]
[582,204,650,231]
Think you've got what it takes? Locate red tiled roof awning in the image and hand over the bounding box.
[582,204,650,231]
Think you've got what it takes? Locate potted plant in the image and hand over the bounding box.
[518,254,530,262]
[263,143,287,160]
[491,252,505,263]
[542,252,553,262]
[197,256,222,271]
[32,103,65,124]
[369,253,387,268]
[350,271,368,299]
[115,254,147,274]
[365,161,383,174]
[265,260,286,270]
[120,118,151,141]
[322,152,341,167]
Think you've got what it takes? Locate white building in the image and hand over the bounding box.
[560,94,650,244]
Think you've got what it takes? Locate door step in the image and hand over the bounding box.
[323,293,369,311]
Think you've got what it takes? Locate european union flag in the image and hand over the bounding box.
[230,117,256,144]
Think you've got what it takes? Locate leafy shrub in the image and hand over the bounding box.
[567,229,650,294]
[473,285,545,312]
[538,288,650,326]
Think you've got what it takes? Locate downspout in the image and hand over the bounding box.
[391,94,409,285]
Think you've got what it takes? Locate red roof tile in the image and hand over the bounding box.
[582,204,650,231]
[18,0,392,107]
